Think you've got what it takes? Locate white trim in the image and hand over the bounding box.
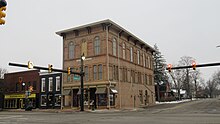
[56,76,60,91]
[41,78,45,92]
[49,77,53,92]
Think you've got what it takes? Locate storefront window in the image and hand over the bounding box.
[55,94,61,106]
[98,94,107,106]
[41,95,47,106]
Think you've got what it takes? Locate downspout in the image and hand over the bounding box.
[106,24,112,109]
[118,30,123,109]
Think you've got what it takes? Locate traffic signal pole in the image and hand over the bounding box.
[166,62,220,70]
[9,62,81,75]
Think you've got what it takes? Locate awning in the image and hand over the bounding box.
[110,88,118,94]
[77,89,81,95]
[62,89,71,95]
[95,87,106,94]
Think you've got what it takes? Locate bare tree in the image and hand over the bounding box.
[205,71,220,98]
[177,56,198,98]
[0,68,7,79]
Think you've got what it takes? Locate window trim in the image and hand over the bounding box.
[68,42,75,59]
[56,76,60,91]
[49,77,53,92]
[94,36,100,55]
[130,47,133,62]
[41,78,46,92]
[113,38,117,56]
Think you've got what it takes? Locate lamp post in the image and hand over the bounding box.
[80,53,85,111]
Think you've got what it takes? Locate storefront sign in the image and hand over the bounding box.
[5,94,36,99]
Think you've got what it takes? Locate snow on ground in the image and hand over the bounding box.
[156,99,196,104]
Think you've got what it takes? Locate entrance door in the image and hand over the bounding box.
[19,99,24,108]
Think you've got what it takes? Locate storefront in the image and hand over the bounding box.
[4,94,37,109]
[40,93,61,109]
[64,86,118,109]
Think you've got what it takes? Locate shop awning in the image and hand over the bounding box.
[77,89,81,95]
[110,88,118,94]
[62,89,71,95]
[95,87,106,94]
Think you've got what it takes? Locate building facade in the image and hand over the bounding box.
[3,70,40,109]
[39,72,62,109]
[56,19,155,109]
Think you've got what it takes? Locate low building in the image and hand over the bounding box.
[3,70,40,109]
[39,72,62,109]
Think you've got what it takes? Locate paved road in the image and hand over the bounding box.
[0,98,220,124]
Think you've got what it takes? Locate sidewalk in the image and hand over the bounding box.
[3,107,144,113]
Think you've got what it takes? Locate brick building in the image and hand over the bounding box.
[56,19,155,109]
[39,72,62,109]
[4,70,40,109]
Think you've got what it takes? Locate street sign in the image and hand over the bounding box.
[74,75,80,80]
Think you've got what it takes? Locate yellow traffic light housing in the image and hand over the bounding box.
[0,6,6,25]
[27,61,34,69]
[192,61,196,70]
[167,64,172,72]
[48,64,53,73]
[67,67,71,75]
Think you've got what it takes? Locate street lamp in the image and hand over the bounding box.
[80,53,85,111]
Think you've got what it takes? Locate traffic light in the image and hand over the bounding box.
[27,61,34,69]
[48,64,53,73]
[0,0,6,25]
[167,64,172,72]
[192,61,196,70]
[67,67,71,75]
[0,6,6,25]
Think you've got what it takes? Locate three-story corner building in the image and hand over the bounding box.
[56,19,156,109]
[39,72,62,109]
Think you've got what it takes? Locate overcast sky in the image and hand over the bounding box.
[1,0,220,81]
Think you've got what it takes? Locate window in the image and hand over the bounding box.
[130,47,133,62]
[55,94,61,106]
[41,78,45,92]
[137,50,140,64]
[98,64,102,80]
[93,65,97,80]
[113,38,117,56]
[94,36,100,55]
[56,76,60,91]
[69,42,75,59]
[85,66,89,81]
[122,43,126,59]
[41,95,47,106]
[98,94,107,106]
[143,53,146,67]
[49,77,53,92]
[148,56,150,68]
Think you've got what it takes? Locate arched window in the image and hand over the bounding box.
[143,53,146,67]
[122,43,126,59]
[94,36,100,55]
[137,50,140,64]
[113,38,117,56]
[68,42,74,59]
[130,47,133,62]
